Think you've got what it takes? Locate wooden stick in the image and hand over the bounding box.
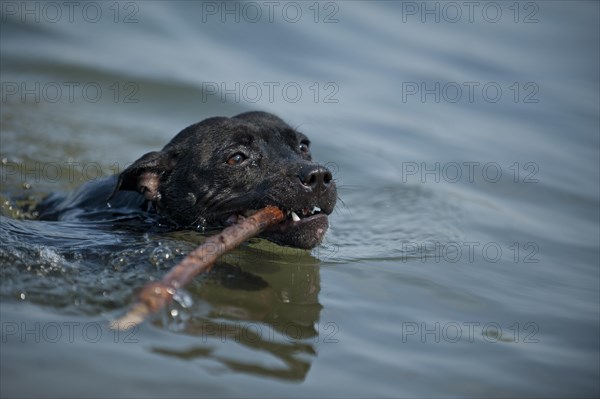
[110,206,285,330]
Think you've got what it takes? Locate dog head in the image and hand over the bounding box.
[115,112,337,249]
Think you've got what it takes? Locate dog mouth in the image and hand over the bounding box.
[222,206,329,249]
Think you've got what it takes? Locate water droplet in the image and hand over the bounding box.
[111,255,127,271]
[170,309,179,317]
[149,246,174,269]
[173,289,193,309]
[19,292,26,300]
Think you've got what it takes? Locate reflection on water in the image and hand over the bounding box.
[0,210,323,381]
[153,259,322,381]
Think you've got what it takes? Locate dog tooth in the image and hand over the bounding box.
[291,211,301,222]
[313,206,321,213]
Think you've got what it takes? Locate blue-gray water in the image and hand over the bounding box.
[1,1,598,397]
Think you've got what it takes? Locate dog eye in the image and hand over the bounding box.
[227,153,247,165]
[299,142,310,153]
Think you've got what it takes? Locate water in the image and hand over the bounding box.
[1,1,599,397]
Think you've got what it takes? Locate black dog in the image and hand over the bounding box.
[36,112,337,249]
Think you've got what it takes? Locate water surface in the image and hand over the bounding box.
[1,1,599,397]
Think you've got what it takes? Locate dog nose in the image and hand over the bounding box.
[299,164,333,192]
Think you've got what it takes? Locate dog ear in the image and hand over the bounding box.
[112,150,176,202]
